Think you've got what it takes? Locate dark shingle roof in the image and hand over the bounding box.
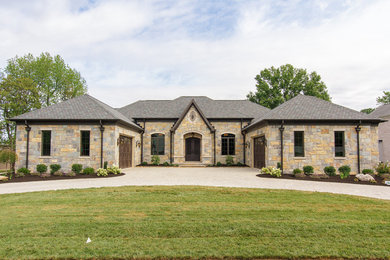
[245,95,383,130]
[11,94,142,130]
[371,104,390,118]
[118,96,270,119]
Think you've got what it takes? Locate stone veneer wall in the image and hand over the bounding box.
[115,124,142,167]
[173,106,213,164]
[15,123,117,173]
[246,123,379,175]
[211,121,245,164]
[142,121,174,164]
[377,115,390,162]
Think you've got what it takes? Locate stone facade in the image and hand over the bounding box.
[15,123,141,173]
[377,115,390,162]
[142,121,174,164]
[172,106,214,164]
[246,123,379,175]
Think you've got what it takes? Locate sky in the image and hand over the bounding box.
[0,0,389,111]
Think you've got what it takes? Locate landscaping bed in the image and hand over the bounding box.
[257,173,389,186]
[0,172,124,184]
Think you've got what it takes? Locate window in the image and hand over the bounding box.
[80,131,90,156]
[41,130,51,156]
[151,133,165,155]
[294,131,304,157]
[221,133,235,155]
[335,131,345,157]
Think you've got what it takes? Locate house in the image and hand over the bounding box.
[370,104,390,162]
[11,94,382,174]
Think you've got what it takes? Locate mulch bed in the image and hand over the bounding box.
[0,173,125,184]
[257,173,390,187]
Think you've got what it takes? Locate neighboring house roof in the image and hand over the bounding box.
[118,96,270,119]
[11,94,143,131]
[244,95,384,131]
[371,104,390,118]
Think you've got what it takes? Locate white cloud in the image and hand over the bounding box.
[0,0,389,111]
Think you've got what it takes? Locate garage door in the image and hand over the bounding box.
[253,137,265,169]
[119,135,132,168]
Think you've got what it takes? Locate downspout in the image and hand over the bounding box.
[355,121,361,174]
[170,130,175,164]
[279,121,285,174]
[99,120,105,168]
[24,120,31,169]
[141,119,145,163]
[241,118,246,165]
[213,130,216,165]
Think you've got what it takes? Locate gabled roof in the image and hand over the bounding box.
[118,96,270,119]
[11,94,143,131]
[371,104,390,118]
[171,99,215,132]
[244,95,383,130]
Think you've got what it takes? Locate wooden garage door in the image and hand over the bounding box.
[119,135,132,168]
[254,137,265,169]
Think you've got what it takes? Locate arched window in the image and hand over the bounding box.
[151,133,165,155]
[221,133,235,155]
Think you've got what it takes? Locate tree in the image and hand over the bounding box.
[360,108,375,114]
[247,64,331,109]
[0,76,41,147]
[4,52,87,107]
[377,91,390,105]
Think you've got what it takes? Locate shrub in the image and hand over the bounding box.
[323,166,336,176]
[66,171,76,177]
[225,155,234,166]
[151,155,160,165]
[362,169,374,175]
[71,164,83,174]
[53,171,63,176]
[237,162,243,166]
[107,166,121,174]
[375,162,389,175]
[0,149,17,164]
[96,168,108,177]
[36,164,47,174]
[17,167,30,175]
[162,162,170,166]
[338,165,351,179]
[276,162,281,169]
[82,167,95,175]
[50,164,61,175]
[216,162,222,167]
[370,179,377,184]
[303,165,314,175]
[141,161,148,166]
[293,168,302,176]
[261,166,282,178]
[103,161,108,169]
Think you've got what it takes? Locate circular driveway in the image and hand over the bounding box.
[1,167,389,200]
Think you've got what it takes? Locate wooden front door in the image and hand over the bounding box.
[185,137,201,161]
[253,137,265,169]
[119,135,132,168]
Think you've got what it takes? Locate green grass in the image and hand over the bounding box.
[1,186,390,259]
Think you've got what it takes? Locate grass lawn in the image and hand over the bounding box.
[1,186,390,259]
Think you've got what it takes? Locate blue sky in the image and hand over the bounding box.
[0,0,389,110]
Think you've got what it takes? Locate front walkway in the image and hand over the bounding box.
[1,167,389,200]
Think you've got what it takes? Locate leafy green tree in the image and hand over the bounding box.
[247,64,331,109]
[360,108,375,114]
[377,91,390,105]
[0,76,41,146]
[4,52,87,106]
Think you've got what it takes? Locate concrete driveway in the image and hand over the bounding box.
[1,167,390,200]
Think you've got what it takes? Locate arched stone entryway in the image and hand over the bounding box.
[184,133,202,161]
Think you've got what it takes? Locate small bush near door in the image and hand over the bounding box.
[82,167,95,175]
[225,156,234,166]
[72,164,83,174]
[324,166,336,176]
[151,155,160,165]
[338,165,351,179]
[50,164,61,175]
[36,164,47,175]
[303,165,314,175]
